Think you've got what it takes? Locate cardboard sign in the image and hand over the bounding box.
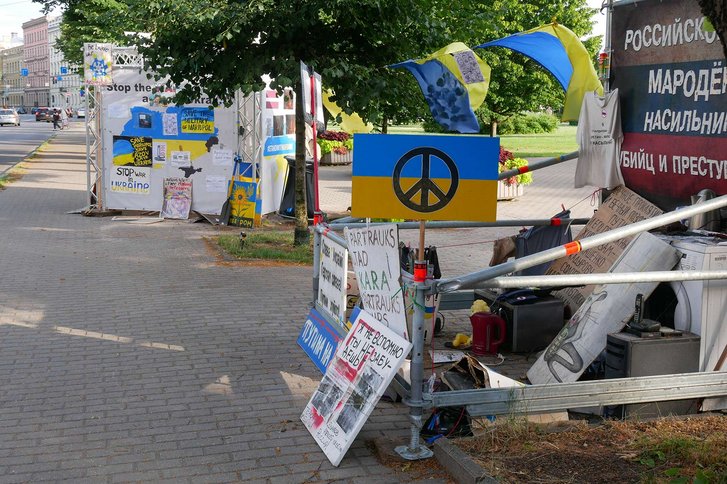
[297,308,344,374]
[351,134,499,221]
[160,177,192,219]
[317,234,349,327]
[229,180,257,228]
[528,232,680,384]
[546,187,662,312]
[301,309,412,466]
[611,0,727,209]
[344,224,408,340]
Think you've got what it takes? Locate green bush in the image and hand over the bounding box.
[498,112,559,135]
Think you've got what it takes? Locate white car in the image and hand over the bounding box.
[76,108,86,118]
[0,108,20,126]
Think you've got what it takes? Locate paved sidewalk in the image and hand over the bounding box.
[0,126,596,483]
[0,125,415,483]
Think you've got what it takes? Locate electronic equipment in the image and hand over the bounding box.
[605,331,700,419]
[474,290,564,353]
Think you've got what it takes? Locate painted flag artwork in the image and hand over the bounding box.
[351,134,500,222]
[476,23,603,121]
[390,42,491,133]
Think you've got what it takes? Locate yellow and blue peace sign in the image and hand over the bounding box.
[352,134,500,222]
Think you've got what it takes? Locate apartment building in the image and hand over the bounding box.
[22,16,50,108]
[48,16,81,110]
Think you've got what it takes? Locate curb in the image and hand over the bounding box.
[0,128,61,178]
[433,438,498,484]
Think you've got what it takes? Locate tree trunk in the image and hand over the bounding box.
[491,121,498,137]
[699,0,727,59]
[381,115,388,134]
[293,83,310,246]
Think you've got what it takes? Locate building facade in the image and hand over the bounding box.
[22,16,50,108]
[48,16,81,111]
[1,44,25,108]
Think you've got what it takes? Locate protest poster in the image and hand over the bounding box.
[297,307,344,374]
[344,224,408,340]
[528,233,680,384]
[301,309,412,466]
[109,166,151,195]
[180,107,215,134]
[317,234,349,328]
[160,177,192,219]
[112,135,152,167]
[229,180,257,228]
[83,42,112,86]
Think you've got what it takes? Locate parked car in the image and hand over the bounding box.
[76,107,86,118]
[31,107,40,115]
[35,107,51,122]
[14,106,27,114]
[0,108,20,126]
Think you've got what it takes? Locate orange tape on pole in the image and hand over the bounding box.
[564,241,582,255]
[518,165,530,174]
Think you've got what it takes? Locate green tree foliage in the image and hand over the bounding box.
[698,0,727,59]
[35,0,598,243]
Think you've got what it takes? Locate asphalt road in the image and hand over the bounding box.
[0,114,83,174]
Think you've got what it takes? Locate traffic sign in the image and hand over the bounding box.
[21,68,28,76]
[60,66,68,75]
[351,134,500,222]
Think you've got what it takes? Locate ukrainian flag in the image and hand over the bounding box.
[390,43,490,134]
[351,134,499,222]
[476,23,602,121]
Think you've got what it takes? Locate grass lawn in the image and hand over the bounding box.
[217,230,313,264]
[387,123,578,159]
[500,124,578,159]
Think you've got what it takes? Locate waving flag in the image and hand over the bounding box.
[391,43,490,133]
[477,23,602,121]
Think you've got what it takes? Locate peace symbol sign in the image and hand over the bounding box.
[392,147,459,213]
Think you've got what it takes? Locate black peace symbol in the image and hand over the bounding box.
[392,147,459,213]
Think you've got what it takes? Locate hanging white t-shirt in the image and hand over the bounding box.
[575,89,624,189]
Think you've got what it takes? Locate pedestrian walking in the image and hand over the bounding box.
[60,108,68,129]
[52,109,60,130]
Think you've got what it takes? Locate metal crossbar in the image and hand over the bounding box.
[427,372,727,416]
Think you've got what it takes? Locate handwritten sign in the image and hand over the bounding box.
[83,42,112,86]
[344,224,408,340]
[297,308,344,374]
[317,234,349,328]
[112,135,152,167]
[301,309,411,466]
[180,107,214,134]
[160,177,192,219]
[109,166,151,195]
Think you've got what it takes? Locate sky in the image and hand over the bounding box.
[0,0,608,45]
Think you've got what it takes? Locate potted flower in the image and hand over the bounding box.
[318,131,353,165]
[497,147,533,200]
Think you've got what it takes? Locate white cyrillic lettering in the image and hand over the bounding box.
[683,70,696,97]
[649,69,663,93]
[695,69,711,100]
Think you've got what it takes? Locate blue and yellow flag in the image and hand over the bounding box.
[390,43,491,134]
[352,134,499,222]
[476,23,602,121]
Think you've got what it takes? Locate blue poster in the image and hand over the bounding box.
[297,308,344,373]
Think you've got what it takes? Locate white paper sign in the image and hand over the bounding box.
[162,113,178,136]
[153,141,167,163]
[344,224,408,340]
[205,175,227,193]
[317,234,349,327]
[109,166,151,195]
[301,309,411,466]
[212,148,234,167]
[170,151,191,167]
